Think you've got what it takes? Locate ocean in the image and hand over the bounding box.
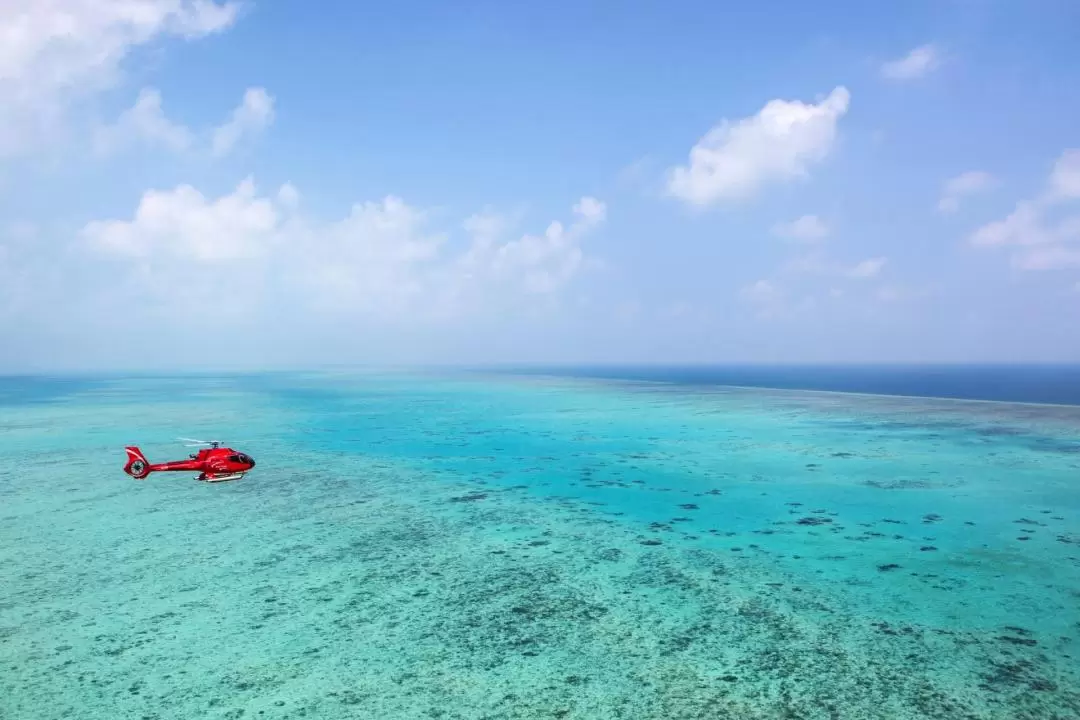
[488,364,1080,406]
[1,367,1078,719]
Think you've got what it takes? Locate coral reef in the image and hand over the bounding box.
[1,372,1078,719]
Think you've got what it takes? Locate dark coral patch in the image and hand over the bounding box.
[998,636,1037,647]
[796,517,832,526]
[449,492,487,503]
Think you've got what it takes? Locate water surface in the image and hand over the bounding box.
[1,370,1078,719]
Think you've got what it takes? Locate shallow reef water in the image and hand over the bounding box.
[1,370,1079,719]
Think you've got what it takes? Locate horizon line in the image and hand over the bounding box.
[4,359,1080,376]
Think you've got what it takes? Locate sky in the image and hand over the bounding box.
[1,0,1079,371]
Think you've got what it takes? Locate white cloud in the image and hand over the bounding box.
[741,279,779,302]
[1012,247,1080,271]
[82,176,280,261]
[738,279,821,319]
[462,209,510,245]
[750,245,891,317]
[0,0,239,156]
[453,196,606,300]
[772,214,829,242]
[938,170,996,213]
[93,87,194,154]
[938,197,958,214]
[846,257,887,279]
[666,86,850,206]
[80,178,607,322]
[1049,149,1080,201]
[290,196,447,316]
[782,249,888,281]
[277,182,300,210]
[573,196,607,225]
[881,45,940,81]
[739,279,782,317]
[969,149,1080,270]
[212,87,275,157]
[970,201,1050,247]
[95,85,274,157]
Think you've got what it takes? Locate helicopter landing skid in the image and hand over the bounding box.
[199,472,246,483]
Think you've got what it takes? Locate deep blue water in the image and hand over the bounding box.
[489,364,1080,406]
[5,365,1080,407]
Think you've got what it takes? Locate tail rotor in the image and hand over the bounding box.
[123,446,151,479]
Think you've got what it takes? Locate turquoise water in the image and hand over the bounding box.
[2,371,1079,719]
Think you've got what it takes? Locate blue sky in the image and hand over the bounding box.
[1,0,1079,371]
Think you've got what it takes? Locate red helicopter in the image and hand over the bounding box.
[123,438,256,483]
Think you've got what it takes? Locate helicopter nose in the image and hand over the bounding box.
[248,457,255,468]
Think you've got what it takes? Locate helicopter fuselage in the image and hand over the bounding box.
[123,445,256,482]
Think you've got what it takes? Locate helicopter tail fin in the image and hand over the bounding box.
[123,446,151,479]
